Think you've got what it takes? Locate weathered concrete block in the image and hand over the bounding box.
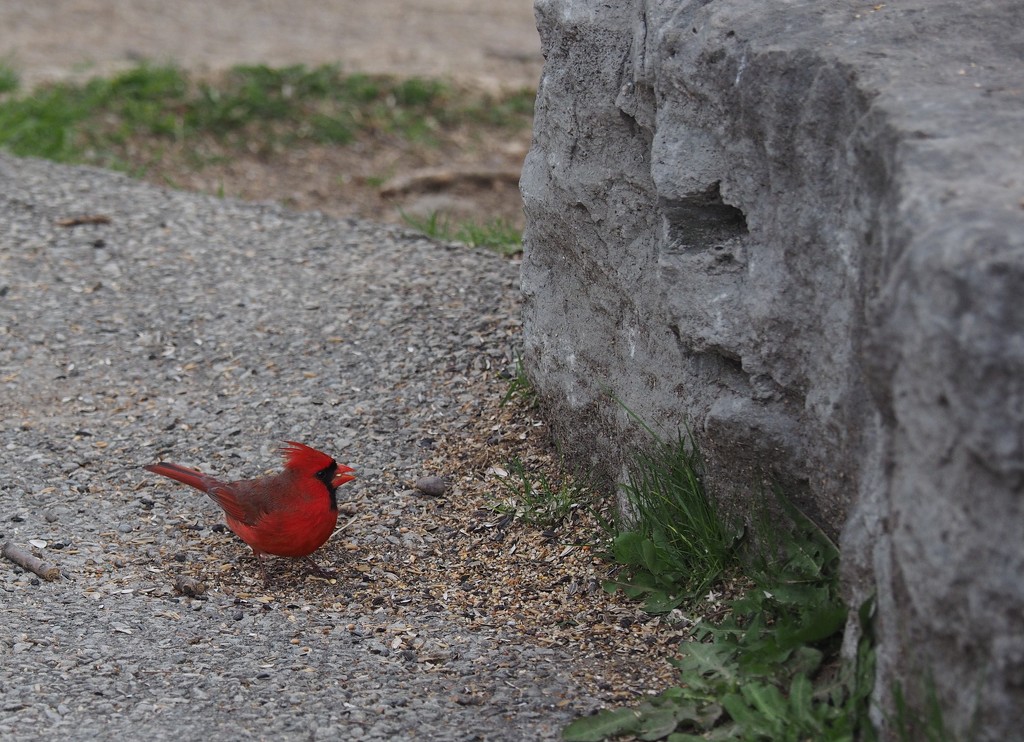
[521,0,1024,737]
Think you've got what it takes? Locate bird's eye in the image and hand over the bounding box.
[316,463,337,484]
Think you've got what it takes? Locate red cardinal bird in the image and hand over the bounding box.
[145,442,355,581]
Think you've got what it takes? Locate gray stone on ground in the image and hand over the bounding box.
[520,1,1024,739]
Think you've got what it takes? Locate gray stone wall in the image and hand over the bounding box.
[520,0,1024,737]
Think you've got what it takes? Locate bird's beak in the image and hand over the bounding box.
[333,464,356,488]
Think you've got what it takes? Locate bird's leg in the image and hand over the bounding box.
[251,549,270,586]
[302,555,335,579]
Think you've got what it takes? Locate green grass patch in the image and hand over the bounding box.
[604,431,740,613]
[0,61,19,95]
[458,87,537,127]
[566,425,877,741]
[484,361,602,530]
[487,456,581,529]
[0,61,534,172]
[401,210,522,255]
[501,353,538,409]
[0,64,191,163]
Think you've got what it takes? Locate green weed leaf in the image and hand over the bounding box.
[635,707,680,740]
[565,415,876,741]
[562,708,640,741]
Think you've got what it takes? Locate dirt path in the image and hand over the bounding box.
[1,0,542,91]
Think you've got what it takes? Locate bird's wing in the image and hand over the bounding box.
[205,483,262,526]
[208,472,303,527]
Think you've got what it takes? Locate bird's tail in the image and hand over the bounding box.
[144,462,214,493]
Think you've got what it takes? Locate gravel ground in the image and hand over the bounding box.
[0,153,586,740]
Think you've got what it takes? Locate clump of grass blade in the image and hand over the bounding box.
[566,397,877,740]
[606,430,737,613]
[487,457,580,529]
[892,673,963,742]
[401,210,521,254]
[0,61,21,95]
[569,449,876,742]
[500,354,538,409]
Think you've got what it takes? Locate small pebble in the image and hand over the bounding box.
[117,523,133,533]
[173,575,206,597]
[414,476,448,497]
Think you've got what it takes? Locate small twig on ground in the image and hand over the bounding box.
[55,214,112,227]
[2,542,61,581]
[379,166,521,197]
[327,514,360,541]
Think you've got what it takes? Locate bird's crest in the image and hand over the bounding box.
[280,441,336,475]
